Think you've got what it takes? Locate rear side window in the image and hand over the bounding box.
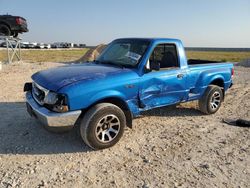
[149,43,179,69]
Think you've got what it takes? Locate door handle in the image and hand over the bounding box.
[177,74,184,79]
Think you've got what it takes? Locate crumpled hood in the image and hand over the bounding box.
[32,63,131,91]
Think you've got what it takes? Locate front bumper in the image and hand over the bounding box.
[26,91,81,131]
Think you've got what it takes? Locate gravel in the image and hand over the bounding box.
[0,61,249,187]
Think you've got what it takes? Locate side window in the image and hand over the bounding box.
[149,43,179,70]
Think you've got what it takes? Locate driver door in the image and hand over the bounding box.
[139,43,188,109]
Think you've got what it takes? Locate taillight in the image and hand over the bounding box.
[16,17,24,25]
[231,68,234,77]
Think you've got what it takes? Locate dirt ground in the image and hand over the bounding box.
[0,61,249,188]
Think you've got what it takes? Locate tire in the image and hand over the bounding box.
[0,24,11,36]
[80,103,126,150]
[199,85,223,114]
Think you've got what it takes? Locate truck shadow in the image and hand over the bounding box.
[0,102,92,155]
[0,102,201,155]
[141,104,203,117]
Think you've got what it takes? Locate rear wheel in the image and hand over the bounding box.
[0,24,11,36]
[80,103,126,150]
[199,85,223,114]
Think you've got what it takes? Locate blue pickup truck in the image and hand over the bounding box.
[24,38,234,149]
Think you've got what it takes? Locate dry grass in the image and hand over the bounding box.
[0,48,250,63]
[186,51,250,62]
[0,48,89,63]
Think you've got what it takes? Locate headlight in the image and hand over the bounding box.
[44,92,69,113]
[44,91,58,104]
[53,94,69,112]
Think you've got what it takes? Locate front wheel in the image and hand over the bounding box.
[80,103,126,150]
[199,85,223,114]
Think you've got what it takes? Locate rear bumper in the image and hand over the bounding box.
[26,92,81,131]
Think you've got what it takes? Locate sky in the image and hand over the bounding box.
[0,0,250,47]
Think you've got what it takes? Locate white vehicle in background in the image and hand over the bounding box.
[0,41,17,48]
[35,43,45,49]
[44,44,51,49]
[20,42,29,48]
[27,42,37,49]
[51,42,65,48]
[67,43,74,48]
[51,42,74,48]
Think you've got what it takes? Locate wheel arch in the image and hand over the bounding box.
[80,97,133,129]
[209,77,225,99]
[209,78,225,88]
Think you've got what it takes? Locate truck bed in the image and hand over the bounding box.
[188,59,222,65]
[186,61,233,100]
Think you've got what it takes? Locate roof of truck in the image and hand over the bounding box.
[114,37,182,43]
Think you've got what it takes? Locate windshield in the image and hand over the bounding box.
[97,39,150,68]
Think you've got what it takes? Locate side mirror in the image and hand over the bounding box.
[150,60,160,71]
